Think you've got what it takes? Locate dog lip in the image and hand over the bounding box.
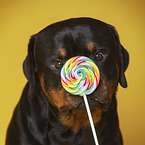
[66,93,84,108]
[93,98,106,104]
[74,97,102,109]
[66,94,103,109]
[94,98,103,103]
[71,100,84,108]
[88,98,100,104]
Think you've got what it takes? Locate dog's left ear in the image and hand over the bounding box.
[23,34,38,95]
[107,24,129,88]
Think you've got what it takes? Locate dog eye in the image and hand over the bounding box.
[54,61,63,69]
[95,53,104,61]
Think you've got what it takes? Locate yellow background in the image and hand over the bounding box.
[0,0,145,145]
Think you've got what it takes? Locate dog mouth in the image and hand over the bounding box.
[64,77,112,111]
[65,93,108,110]
[77,98,103,109]
[60,95,101,115]
[59,93,110,116]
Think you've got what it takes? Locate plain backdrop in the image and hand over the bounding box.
[0,0,145,145]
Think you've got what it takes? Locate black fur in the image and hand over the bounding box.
[6,17,129,145]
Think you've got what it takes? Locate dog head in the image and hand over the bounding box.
[23,18,129,132]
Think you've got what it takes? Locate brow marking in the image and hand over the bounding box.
[87,42,95,52]
[59,48,66,58]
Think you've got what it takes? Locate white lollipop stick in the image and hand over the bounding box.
[83,95,99,145]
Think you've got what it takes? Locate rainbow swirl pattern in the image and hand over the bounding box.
[61,56,100,96]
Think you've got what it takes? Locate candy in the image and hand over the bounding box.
[61,56,100,96]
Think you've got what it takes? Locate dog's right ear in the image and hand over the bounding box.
[23,35,37,95]
[107,24,129,88]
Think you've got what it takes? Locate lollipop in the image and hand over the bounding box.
[61,56,100,145]
[61,56,100,96]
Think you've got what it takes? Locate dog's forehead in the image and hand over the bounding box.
[35,18,116,61]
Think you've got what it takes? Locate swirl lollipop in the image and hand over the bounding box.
[61,56,100,96]
[61,56,100,145]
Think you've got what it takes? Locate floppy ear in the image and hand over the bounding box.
[23,35,37,95]
[107,24,129,88]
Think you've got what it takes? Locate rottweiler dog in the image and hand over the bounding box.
[6,17,129,145]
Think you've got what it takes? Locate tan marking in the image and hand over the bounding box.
[40,73,102,132]
[40,73,70,109]
[59,48,66,58]
[47,88,70,109]
[106,64,120,101]
[87,42,95,52]
[59,64,119,132]
[59,107,102,132]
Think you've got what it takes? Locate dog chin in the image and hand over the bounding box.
[59,96,103,132]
